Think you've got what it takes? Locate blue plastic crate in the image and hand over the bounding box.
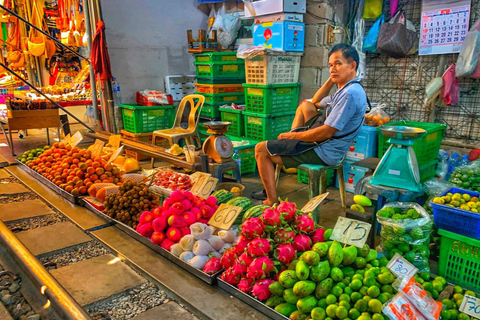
[346,126,378,161]
[253,21,305,52]
[430,187,480,240]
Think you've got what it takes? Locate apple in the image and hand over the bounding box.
[166,227,181,242]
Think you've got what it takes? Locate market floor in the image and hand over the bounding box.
[0,128,353,229]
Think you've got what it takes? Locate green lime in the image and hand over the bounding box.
[337,282,347,290]
[432,290,439,300]
[339,294,351,303]
[336,306,349,319]
[326,294,337,305]
[432,280,444,292]
[368,299,382,313]
[354,299,367,312]
[363,296,372,303]
[372,314,385,320]
[318,298,328,309]
[350,279,363,291]
[352,274,364,282]
[456,299,463,309]
[442,299,454,310]
[441,310,451,320]
[359,286,368,296]
[363,277,377,287]
[465,290,476,297]
[367,286,380,298]
[312,307,327,320]
[358,315,372,320]
[326,305,338,318]
[381,285,393,294]
[453,294,464,302]
[344,287,353,295]
[454,286,463,294]
[434,276,447,286]
[422,282,433,293]
[377,293,388,304]
[458,313,470,320]
[349,308,361,320]
[351,292,363,303]
[449,309,459,320]
[332,286,344,297]
[339,301,351,310]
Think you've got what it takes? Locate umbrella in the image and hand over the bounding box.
[91,21,113,82]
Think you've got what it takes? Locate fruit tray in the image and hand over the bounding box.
[217,278,289,320]
[16,160,81,204]
[81,199,222,284]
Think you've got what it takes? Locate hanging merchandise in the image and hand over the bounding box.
[211,4,241,48]
[363,14,384,53]
[351,0,366,78]
[390,0,399,18]
[377,11,417,59]
[91,21,113,81]
[363,0,383,19]
[456,18,480,77]
[441,63,459,106]
[28,2,47,57]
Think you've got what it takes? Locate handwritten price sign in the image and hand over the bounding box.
[387,253,418,278]
[460,295,480,319]
[190,175,218,199]
[301,193,329,213]
[70,131,83,147]
[330,217,372,248]
[208,203,243,230]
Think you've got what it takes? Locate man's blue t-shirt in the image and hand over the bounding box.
[314,78,367,166]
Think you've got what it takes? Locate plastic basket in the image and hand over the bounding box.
[197,92,245,105]
[419,160,438,183]
[438,228,480,293]
[200,102,221,119]
[220,108,244,137]
[230,136,259,174]
[243,111,295,141]
[120,104,175,134]
[195,83,244,94]
[194,52,242,64]
[430,187,480,239]
[194,61,245,80]
[243,83,301,115]
[165,75,196,102]
[298,168,334,186]
[378,121,446,167]
[245,52,301,85]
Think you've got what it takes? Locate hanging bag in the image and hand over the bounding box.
[376,11,417,59]
[441,63,459,106]
[28,2,46,57]
[456,19,480,78]
[363,14,384,53]
[363,0,383,19]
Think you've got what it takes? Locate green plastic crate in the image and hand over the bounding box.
[298,168,334,186]
[230,136,259,174]
[196,92,245,105]
[200,102,221,119]
[220,108,244,137]
[438,228,480,293]
[243,111,295,141]
[120,104,174,134]
[419,160,438,183]
[194,52,242,64]
[377,120,446,168]
[243,83,301,115]
[195,61,245,80]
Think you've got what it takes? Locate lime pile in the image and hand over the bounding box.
[449,164,480,192]
[432,192,480,213]
[17,146,49,164]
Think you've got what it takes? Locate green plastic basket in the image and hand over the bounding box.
[243,83,301,115]
[194,52,242,64]
[438,228,480,293]
[230,136,259,174]
[419,160,438,183]
[197,92,245,105]
[377,121,446,168]
[220,108,244,137]
[120,104,174,134]
[243,111,295,141]
[195,61,245,80]
[298,168,334,186]
[200,102,221,119]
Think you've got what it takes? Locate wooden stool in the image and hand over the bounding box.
[209,161,241,183]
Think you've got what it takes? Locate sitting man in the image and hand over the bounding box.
[253,44,368,205]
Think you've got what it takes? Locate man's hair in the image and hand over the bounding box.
[328,44,359,70]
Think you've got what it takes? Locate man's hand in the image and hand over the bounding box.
[277,132,297,140]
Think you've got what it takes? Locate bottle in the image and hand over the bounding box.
[447,152,460,180]
[435,150,448,180]
[459,155,470,166]
[112,77,124,132]
[232,151,241,179]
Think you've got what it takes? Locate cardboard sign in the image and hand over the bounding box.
[61,133,71,145]
[191,175,218,199]
[92,139,105,158]
[208,203,243,230]
[387,253,418,279]
[108,134,121,149]
[70,131,83,147]
[460,295,480,319]
[190,172,211,185]
[107,146,124,164]
[301,192,329,213]
[330,216,372,248]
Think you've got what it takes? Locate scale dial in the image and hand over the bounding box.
[214,136,233,159]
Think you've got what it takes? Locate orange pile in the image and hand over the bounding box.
[365,113,390,127]
[27,142,122,196]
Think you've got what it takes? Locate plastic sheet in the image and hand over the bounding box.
[356,176,424,203]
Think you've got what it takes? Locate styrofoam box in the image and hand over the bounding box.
[253,21,305,52]
[336,160,370,193]
[346,125,378,161]
[165,75,196,102]
[245,0,306,18]
[253,13,304,24]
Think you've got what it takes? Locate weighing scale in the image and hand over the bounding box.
[370,126,426,193]
[202,121,234,163]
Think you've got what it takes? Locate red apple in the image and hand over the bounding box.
[151,231,165,245]
[152,217,167,232]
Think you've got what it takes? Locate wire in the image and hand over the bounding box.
[306,10,336,25]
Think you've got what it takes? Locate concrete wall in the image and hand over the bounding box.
[101,0,208,103]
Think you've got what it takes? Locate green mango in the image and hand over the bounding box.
[342,246,358,266]
[315,278,333,299]
[289,260,299,270]
[297,295,318,313]
[296,260,310,281]
[279,270,299,288]
[312,242,329,257]
[324,229,333,240]
[330,267,344,282]
[293,281,316,298]
[366,249,377,262]
[310,261,330,282]
[284,288,301,304]
[301,251,320,266]
[266,296,286,308]
[290,310,308,320]
[275,303,297,317]
[328,241,344,267]
[269,281,285,296]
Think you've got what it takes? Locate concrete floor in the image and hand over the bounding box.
[0,127,353,229]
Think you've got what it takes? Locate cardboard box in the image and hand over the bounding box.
[346,125,378,161]
[253,21,305,52]
[253,13,304,24]
[245,0,306,17]
[336,160,371,193]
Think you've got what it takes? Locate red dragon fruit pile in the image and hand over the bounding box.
[136,190,218,251]
[219,199,329,301]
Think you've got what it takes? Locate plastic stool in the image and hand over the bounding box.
[209,161,242,183]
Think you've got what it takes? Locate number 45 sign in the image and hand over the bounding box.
[330,217,372,248]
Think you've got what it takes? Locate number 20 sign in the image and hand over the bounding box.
[330,217,372,248]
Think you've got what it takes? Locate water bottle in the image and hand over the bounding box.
[447,153,460,179]
[232,151,241,179]
[435,150,448,180]
[459,155,470,166]
[112,77,124,132]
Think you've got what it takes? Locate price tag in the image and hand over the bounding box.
[330,216,372,248]
[61,133,71,145]
[70,131,83,147]
[190,172,211,185]
[460,295,480,319]
[301,192,329,213]
[108,134,121,149]
[107,146,124,164]
[208,203,243,230]
[191,176,218,199]
[387,253,418,278]
[92,139,105,158]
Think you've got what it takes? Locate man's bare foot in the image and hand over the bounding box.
[262,199,278,206]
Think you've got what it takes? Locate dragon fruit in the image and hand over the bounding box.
[237,277,255,293]
[232,252,253,274]
[246,238,271,257]
[203,257,222,275]
[312,228,326,243]
[276,199,297,221]
[246,256,275,279]
[241,218,265,239]
[261,207,282,226]
[275,243,296,265]
[292,234,312,252]
[220,248,238,269]
[252,279,275,301]
[234,235,250,254]
[295,214,315,233]
[273,228,296,244]
[221,267,241,285]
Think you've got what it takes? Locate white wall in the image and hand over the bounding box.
[101,0,208,103]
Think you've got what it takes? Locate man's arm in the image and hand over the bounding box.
[311,76,335,108]
[278,124,337,142]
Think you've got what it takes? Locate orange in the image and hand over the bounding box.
[65,185,73,193]
[92,161,100,168]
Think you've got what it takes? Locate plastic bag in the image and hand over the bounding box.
[351,0,366,79]
[211,4,241,48]
[396,277,443,320]
[383,293,428,320]
[364,103,390,126]
[456,19,480,78]
[448,159,480,192]
[423,178,455,197]
[377,11,417,59]
[442,63,459,106]
[390,0,399,18]
[377,202,433,273]
[363,14,384,53]
[363,0,383,19]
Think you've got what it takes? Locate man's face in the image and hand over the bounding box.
[328,50,357,84]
